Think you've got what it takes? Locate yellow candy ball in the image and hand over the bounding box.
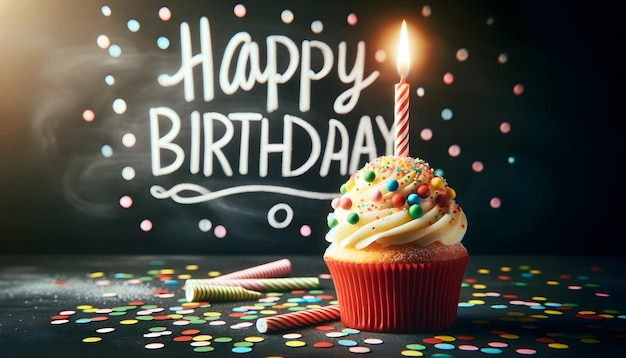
[447,187,457,200]
[430,177,445,190]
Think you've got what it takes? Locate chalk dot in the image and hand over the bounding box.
[281,10,294,24]
[159,7,172,21]
[420,128,433,141]
[121,166,135,180]
[82,109,95,122]
[127,19,140,32]
[119,196,133,209]
[105,75,115,86]
[508,156,516,164]
[112,98,127,114]
[448,144,461,157]
[513,84,524,95]
[234,4,246,18]
[157,36,170,50]
[101,145,113,158]
[101,6,111,16]
[347,13,358,26]
[490,197,501,209]
[472,161,484,172]
[214,225,227,238]
[441,108,453,120]
[422,5,432,17]
[122,133,136,147]
[108,44,121,58]
[267,203,293,229]
[443,72,454,85]
[300,225,312,237]
[375,50,386,63]
[500,122,511,133]
[198,219,212,232]
[498,53,508,64]
[311,20,323,33]
[416,87,425,97]
[456,48,469,62]
[96,34,110,49]
[140,219,153,232]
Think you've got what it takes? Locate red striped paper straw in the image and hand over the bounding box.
[256,305,340,333]
[212,259,292,281]
[186,277,319,292]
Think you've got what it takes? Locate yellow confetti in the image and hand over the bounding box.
[245,336,265,343]
[178,274,192,280]
[82,337,102,343]
[546,280,559,286]
[401,350,424,357]
[208,271,221,277]
[500,334,520,339]
[160,269,175,275]
[477,269,490,274]
[89,272,104,278]
[544,310,563,315]
[468,299,485,305]
[203,311,222,317]
[500,266,511,272]
[529,269,541,274]
[472,292,487,297]
[531,296,547,301]
[120,319,138,325]
[547,343,569,349]
[185,264,199,270]
[76,305,93,310]
[192,335,213,341]
[434,335,456,342]
[473,284,487,289]
[285,340,306,347]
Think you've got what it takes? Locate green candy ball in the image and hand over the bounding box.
[347,212,360,225]
[409,204,424,218]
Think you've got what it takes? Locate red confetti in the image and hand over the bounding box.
[423,338,443,344]
[173,336,193,342]
[313,341,334,348]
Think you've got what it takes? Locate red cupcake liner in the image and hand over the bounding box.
[324,255,469,332]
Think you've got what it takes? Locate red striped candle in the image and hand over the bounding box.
[394,20,411,157]
[256,305,340,333]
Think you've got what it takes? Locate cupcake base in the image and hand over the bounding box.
[324,255,469,332]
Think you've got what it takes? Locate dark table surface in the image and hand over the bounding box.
[1,254,625,357]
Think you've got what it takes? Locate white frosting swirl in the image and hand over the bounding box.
[325,156,467,250]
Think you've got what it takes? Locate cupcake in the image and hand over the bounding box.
[324,156,468,332]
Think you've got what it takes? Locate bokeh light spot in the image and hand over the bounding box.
[513,84,524,95]
[500,122,511,134]
[140,219,153,232]
[234,4,246,18]
[199,219,212,232]
[122,133,136,147]
[82,109,95,122]
[121,167,135,180]
[420,128,433,141]
[127,19,140,32]
[456,48,469,62]
[416,87,425,97]
[119,196,133,209]
[422,5,432,17]
[108,44,121,58]
[157,36,170,50]
[443,72,454,85]
[347,13,358,26]
[101,6,111,17]
[105,75,115,86]
[508,156,516,164]
[434,168,445,177]
[441,108,453,121]
[101,145,113,158]
[281,10,294,24]
[486,17,495,26]
[214,225,227,238]
[112,98,127,114]
[311,20,323,33]
[448,144,461,157]
[490,197,502,209]
[300,225,312,237]
[498,53,508,64]
[472,161,484,172]
[159,7,172,21]
[375,50,386,63]
[96,34,110,49]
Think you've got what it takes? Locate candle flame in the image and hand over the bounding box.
[397,20,410,79]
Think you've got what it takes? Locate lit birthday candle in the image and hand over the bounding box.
[394,20,411,157]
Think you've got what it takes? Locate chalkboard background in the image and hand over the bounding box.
[1,0,623,255]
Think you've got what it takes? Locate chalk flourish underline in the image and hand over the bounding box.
[150,183,339,204]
